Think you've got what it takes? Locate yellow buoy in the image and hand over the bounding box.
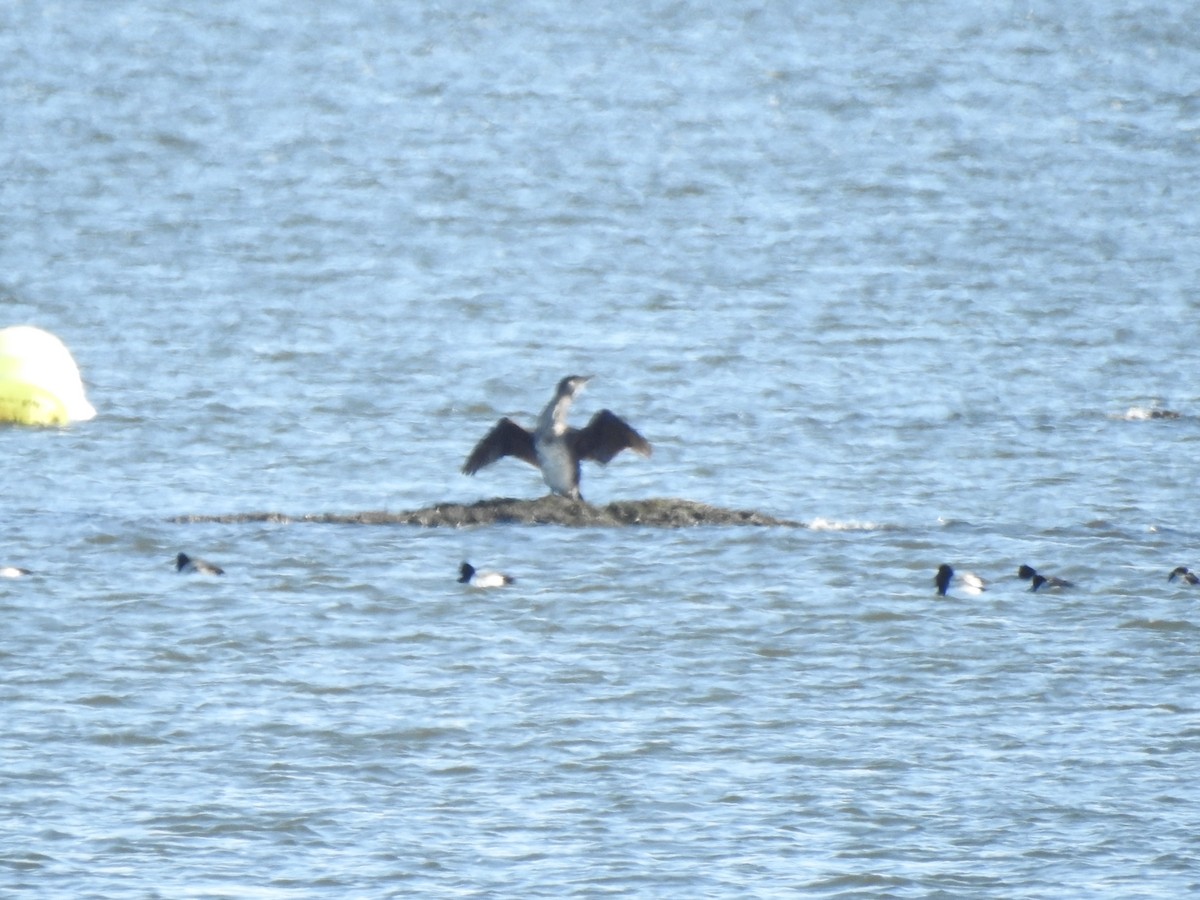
[0,326,96,425]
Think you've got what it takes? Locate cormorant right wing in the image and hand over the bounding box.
[571,409,652,464]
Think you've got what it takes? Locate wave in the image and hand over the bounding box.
[807,517,897,532]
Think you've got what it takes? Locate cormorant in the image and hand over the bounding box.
[462,375,651,501]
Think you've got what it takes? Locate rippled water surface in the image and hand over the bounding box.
[3,2,1200,896]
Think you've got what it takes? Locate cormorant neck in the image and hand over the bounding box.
[537,390,575,436]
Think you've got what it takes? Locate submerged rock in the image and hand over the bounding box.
[172,496,802,528]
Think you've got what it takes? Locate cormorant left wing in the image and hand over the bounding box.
[571,409,652,464]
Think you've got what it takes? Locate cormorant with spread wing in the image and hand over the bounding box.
[462,375,651,501]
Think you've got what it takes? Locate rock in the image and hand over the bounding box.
[171,496,802,528]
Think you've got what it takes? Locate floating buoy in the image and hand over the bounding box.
[0,326,96,425]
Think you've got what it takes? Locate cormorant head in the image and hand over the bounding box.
[556,375,593,398]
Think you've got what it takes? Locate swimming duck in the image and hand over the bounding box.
[458,562,514,588]
[1017,564,1073,592]
[462,375,651,501]
[1168,566,1199,585]
[176,552,224,576]
[0,566,31,578]
[935,563,985,597]
[1120,406,1181,421]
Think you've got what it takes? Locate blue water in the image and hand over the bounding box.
[3,2,1200,896]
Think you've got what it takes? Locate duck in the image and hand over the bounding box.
[462,375,651,501]
[1168,566,1199,585]
[458,561,514,588]
[1017,564,1074,592]
[1120,406,1181,421]
[0,566,31,578]
[935,563,985,597]
[175,552,224,576]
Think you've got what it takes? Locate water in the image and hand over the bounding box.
[2,1,1200,896]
